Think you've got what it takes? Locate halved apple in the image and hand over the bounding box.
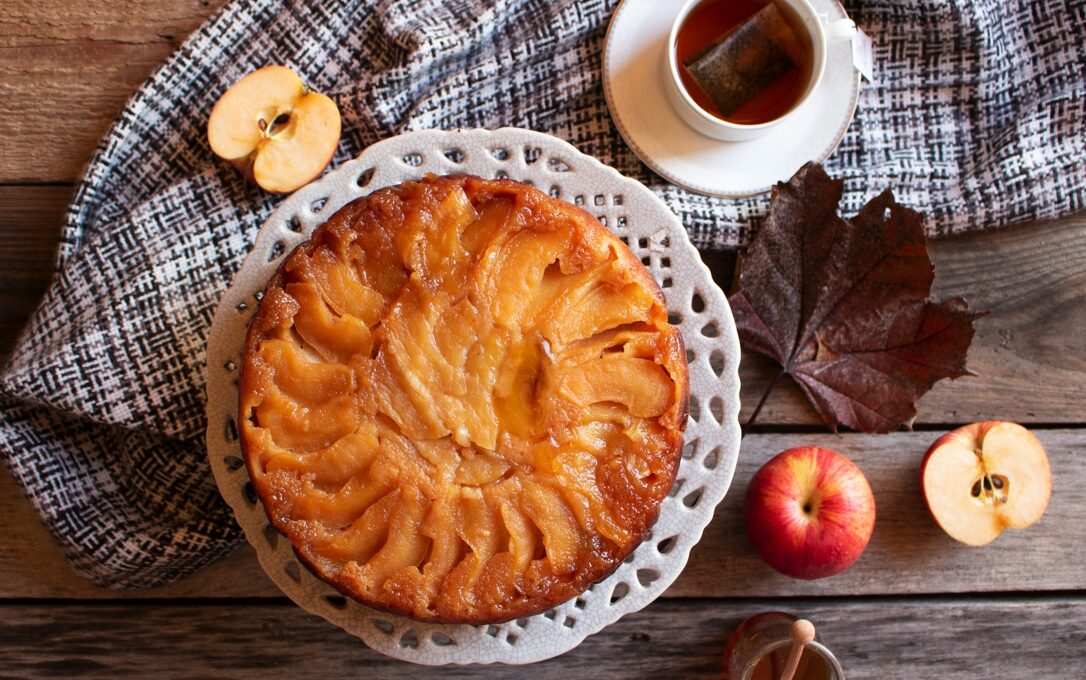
[921,421,1051,546]
[207,65,341,194]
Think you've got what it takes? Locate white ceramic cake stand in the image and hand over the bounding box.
[205,128,742,665]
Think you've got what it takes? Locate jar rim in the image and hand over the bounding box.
[737,639,845,680]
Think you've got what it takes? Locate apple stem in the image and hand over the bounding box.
[745,369,786,433]
[779,619,816,680]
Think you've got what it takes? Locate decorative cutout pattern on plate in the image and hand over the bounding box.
[205,128,741,665]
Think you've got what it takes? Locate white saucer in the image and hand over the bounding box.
[603,0,861,197]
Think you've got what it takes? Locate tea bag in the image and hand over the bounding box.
[683,3,804,117]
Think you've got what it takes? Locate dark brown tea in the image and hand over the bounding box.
[676,0,813,125]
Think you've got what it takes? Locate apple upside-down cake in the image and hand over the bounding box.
[239,174,688,623]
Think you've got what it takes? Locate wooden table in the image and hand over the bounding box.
[3,2,1085,677]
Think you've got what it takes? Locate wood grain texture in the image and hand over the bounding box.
[672,429,1085,597]
[0,467,279,600]
[1,596,1083,678]
[3,429,1080,600]
[0,186,67,364]
[0,0,227,183]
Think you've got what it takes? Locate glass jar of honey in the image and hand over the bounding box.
[724,612,844,680]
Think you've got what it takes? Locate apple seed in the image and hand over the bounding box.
[267,113,291,136]
[970,473,1009,505]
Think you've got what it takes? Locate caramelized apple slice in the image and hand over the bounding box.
[251,389,359,451]
[522,482,581,574]
[297,247,386,324]
[257,338,354,404]
[286,283,372,362]
[561,355,674,417]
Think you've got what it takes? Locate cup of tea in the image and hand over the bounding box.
[663,0,856,141]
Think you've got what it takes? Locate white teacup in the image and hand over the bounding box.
[663,0,856,142]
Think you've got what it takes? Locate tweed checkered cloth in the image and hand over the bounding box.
[1,0,1084,588]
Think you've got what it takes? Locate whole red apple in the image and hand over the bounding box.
[745,446,876,579]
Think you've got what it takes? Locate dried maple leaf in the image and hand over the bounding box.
[729,163,982,433]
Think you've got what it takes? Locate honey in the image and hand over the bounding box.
[724,612,843,680]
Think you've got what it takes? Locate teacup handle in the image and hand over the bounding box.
[823,16,874,81]
[823,17,857,42]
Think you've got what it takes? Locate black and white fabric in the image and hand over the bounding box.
[1,0,1084,588]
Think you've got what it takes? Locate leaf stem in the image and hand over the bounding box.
[744,369,786,433]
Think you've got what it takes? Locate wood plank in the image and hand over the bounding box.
[0,466,279,599]
[2,186,1085,423]
[673,429,1085,597]
[3,429,1080,599]
[1,596,1083,677]
[0,186,67,365]
[0,0,227,183]
[926,215,1086,421]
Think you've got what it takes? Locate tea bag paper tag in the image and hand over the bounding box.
[852,28,875,82]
